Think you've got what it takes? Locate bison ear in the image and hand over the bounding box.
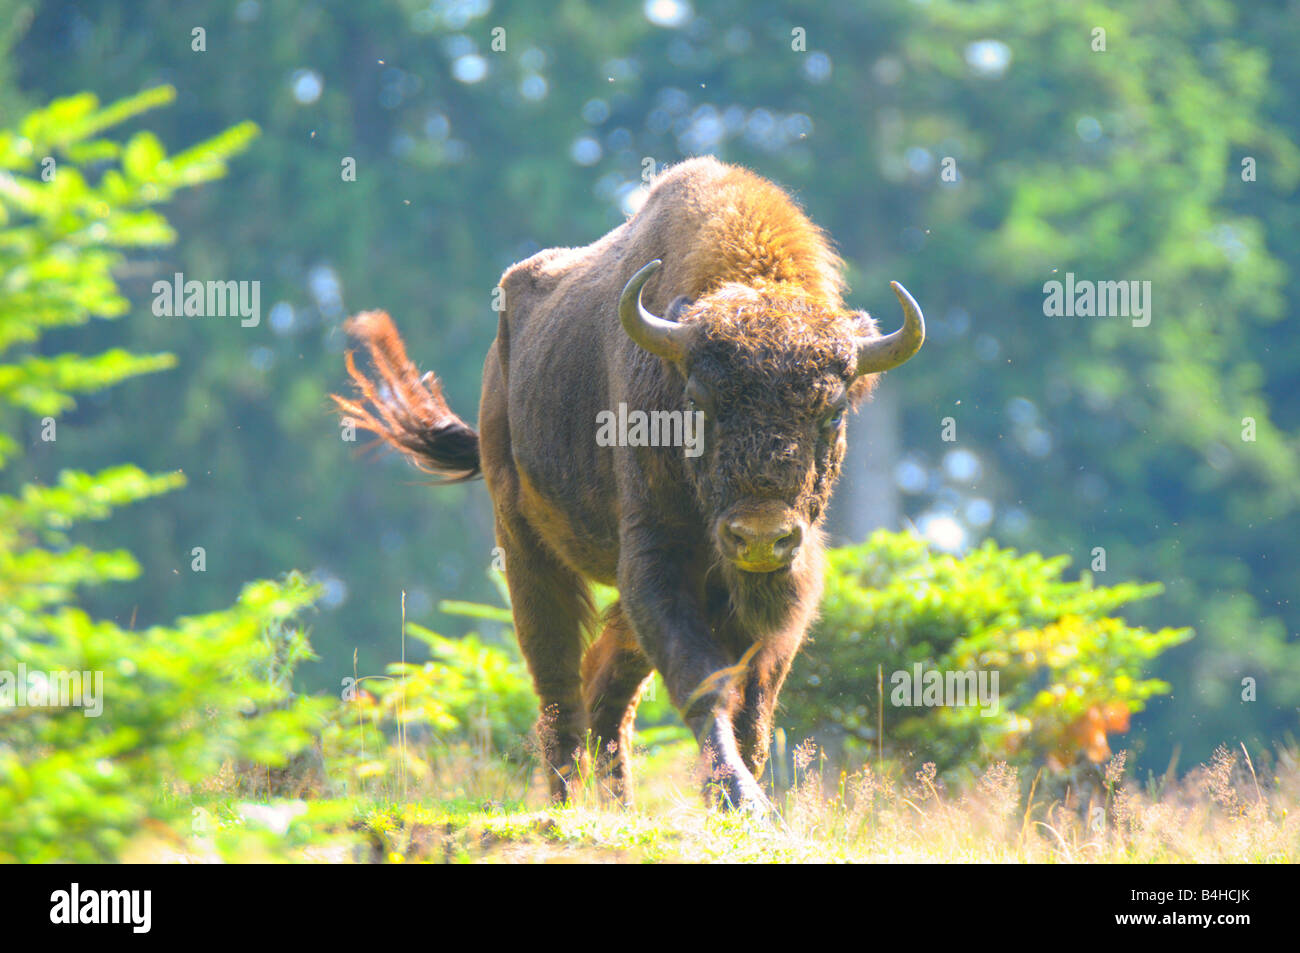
[666,295,694,322]
[846,311,880,408]
[850,309,880,338]
[847,374,878,409]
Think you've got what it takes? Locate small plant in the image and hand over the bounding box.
[782,531,1192,775]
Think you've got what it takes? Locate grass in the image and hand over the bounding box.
[131,737,1299,863]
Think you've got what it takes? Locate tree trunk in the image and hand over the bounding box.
[828,385,900,544]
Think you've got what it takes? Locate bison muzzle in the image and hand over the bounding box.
[334,157,923,811]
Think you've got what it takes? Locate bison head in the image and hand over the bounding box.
[619,260,924,581]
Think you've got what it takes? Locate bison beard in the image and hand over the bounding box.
[334,157,923,811]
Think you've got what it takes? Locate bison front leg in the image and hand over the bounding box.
[618,543,767,812]
[729,637,799,783]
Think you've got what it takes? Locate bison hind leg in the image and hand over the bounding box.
[581,601,653,806]
[495,518,597,804]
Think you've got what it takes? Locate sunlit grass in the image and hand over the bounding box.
[142,738,1299,863]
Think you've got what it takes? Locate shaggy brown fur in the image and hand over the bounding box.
[335,156,919,810]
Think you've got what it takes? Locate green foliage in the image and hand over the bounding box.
[783,531,1191,773]
[387,624,538,760]
[334,533,1189,787]
[0,89,325,862]
[5,0,1298,774]
[320,614,538,802]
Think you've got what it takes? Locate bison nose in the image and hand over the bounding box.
[718,516,803,572]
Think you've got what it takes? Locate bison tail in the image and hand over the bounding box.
[332,310,482,483]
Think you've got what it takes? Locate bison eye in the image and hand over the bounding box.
[684,383,713,418]
[820,409,845,433]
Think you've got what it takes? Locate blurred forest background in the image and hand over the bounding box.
[2,0,1297,778]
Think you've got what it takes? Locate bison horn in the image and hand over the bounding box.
[855,281,925,376]
[619,260,689,364]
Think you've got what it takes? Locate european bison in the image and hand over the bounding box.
[335,156,923,810]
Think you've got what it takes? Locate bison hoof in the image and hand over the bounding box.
[704,768,770,815]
